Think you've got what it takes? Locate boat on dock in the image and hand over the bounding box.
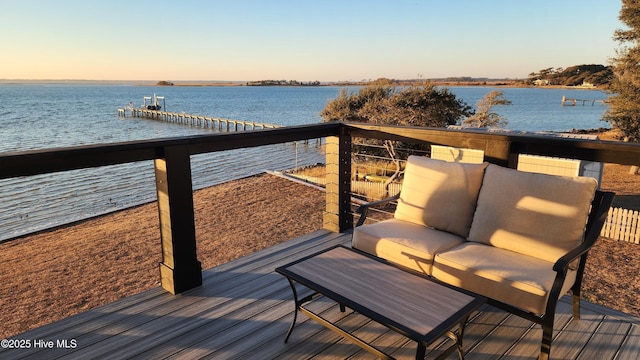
[143,93,164,110]
[121,94,165,112]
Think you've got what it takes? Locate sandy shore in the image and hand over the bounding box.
[1,163,639,339]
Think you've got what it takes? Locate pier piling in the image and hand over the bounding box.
[117,108,282,132]
[116,108,321,147]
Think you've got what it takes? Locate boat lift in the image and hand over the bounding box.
[143,94,165,110]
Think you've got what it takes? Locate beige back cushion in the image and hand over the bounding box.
[394,156,488,237]
[468,164,597,264]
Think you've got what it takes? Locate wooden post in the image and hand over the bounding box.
[483,138,515,168]
[154,145,202,294]
[323,127,353,232]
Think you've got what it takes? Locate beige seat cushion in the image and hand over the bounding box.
[352,219,465,275]
[394,156,488,238]
[468,164,597,264]
[433,243,577,314]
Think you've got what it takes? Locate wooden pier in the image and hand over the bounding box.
[117,108,282,132]
[562,96,606,106]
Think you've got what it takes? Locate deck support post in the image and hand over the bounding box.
[154,145,202,294]
[323,127,353,232]
[483,138,516,168]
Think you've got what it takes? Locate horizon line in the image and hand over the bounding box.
[0,77,526,84]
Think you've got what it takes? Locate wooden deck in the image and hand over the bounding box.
[2,230,640,359]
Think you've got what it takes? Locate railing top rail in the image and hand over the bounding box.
[2,121,640,179]
[0,123,341,179]
[345,123,640,166]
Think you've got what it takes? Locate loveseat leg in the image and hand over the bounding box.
[572,294,581,320]
[540,324,553,360]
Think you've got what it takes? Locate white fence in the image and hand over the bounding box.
[351,180,402,200]
[602,207,640,244]
[288,174,402,201]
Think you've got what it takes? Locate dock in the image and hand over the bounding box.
[562,96,606,106]
[117,108,282,131]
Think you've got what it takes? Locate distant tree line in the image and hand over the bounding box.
[246,80,321,86]
[528,64,613,87]
[157,81,174,86]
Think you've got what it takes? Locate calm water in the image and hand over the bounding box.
[0,84,609,241]
[450,86,609,132]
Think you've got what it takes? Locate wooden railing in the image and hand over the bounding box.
[322,123,640,234]
[2,121,640,295]
[0,123,341,295]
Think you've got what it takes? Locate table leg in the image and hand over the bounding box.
[447,315,469,360]
[432,314,469,360]
[455,314,470,360]
[299,305,394,360]
[416,344,426,360]
[284,278,299,343]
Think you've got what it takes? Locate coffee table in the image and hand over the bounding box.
[276,245,485,360]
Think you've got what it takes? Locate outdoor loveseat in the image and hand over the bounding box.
[353,155,614,360]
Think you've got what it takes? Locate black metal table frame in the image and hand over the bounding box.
[275,245,486,360]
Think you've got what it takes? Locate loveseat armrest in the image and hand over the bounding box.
[552,190,614,273]
[553,244,592,274]
[355,193,400,227]
[544,191,614,330]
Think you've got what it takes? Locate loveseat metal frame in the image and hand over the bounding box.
[354,190,614,360]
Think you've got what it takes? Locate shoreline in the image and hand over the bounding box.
[0,172,268,245]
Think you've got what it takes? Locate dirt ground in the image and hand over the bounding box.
[0,173,326,339]
[582,159,640,314]
[1,134,639,339]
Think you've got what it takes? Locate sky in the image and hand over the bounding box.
[0,0,625,82]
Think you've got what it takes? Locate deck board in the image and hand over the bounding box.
[616,324,640,360]
[576,315,633,360]
[2,229,640,359]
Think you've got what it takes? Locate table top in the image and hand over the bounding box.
[276,245,486,344]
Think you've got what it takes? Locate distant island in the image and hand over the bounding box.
[526,64,612,88]
[246,80,321,86]
[242,64,612,89]
[0,64,612,89]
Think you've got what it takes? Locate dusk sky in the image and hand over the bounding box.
[0,0,624,82]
